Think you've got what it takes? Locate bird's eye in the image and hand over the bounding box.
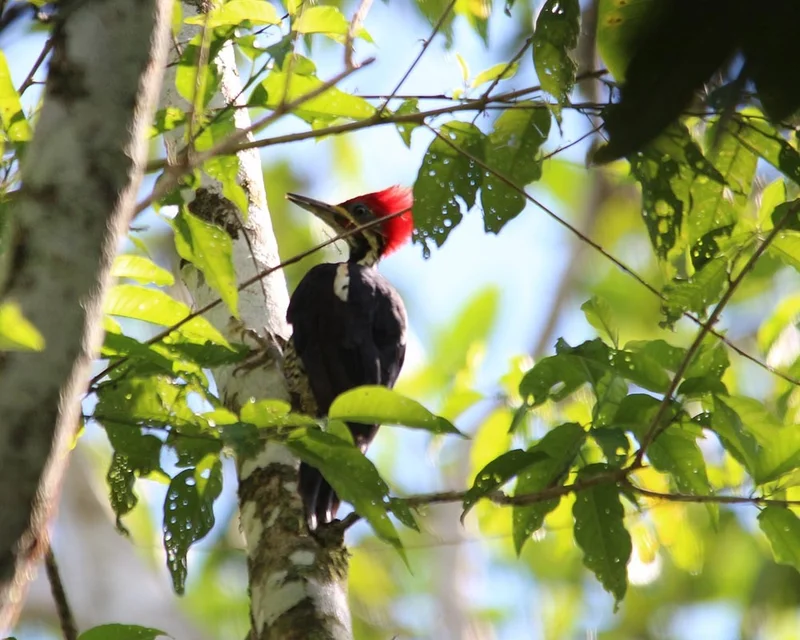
[352,203,371,218]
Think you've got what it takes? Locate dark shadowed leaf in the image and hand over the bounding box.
[572,464,632,607]
[462,449,550,519]
[481,104,551,233]
[661,257,728,328]
[513,423,586,554]
[164,457,223,594]
[413,122,485,255]
[532,0,580,111]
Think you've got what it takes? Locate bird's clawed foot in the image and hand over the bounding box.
[230,320,287,376]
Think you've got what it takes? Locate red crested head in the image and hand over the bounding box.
[341,185,414,257]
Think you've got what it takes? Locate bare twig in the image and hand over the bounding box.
[19,38,54,95]
[344,0,374,69]
[377,0,457,116]
[45,546,77,640]
[471,37,532,124]
[632,200,800,466]
[424,124,800,389]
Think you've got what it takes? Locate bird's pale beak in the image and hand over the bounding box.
[286,193,354,231]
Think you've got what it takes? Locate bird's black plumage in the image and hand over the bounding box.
[287,261,407,528]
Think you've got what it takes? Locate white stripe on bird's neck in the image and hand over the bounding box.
[333,263,350,301]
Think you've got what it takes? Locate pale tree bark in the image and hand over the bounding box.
[160,3,352,638]
[0,0,171,630]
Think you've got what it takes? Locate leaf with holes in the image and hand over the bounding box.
[413,122,485,255]
[661,257,728,328]
[172,209,238,317]
[288,429,407,558]
[481,104,551,233]
[78,624,169,640]
[395,99,420,148]
[462,449,550,519]
[164,457,223,594]
[513,423,586,554]
[572,464,632,607]
[759,507,800,572]
[533,0,580,112]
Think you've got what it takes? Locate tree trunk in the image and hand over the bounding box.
[160,3,352,637]
[0,0,171,630]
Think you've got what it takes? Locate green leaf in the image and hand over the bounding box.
[471,61,520,89]
[533,0,580,110]
[395,99,420,148]
[253,70,376,122]
[78,624,169,640]
[287,429,406,556]
[715,395,800,485]
[736,115,800,185]
[174,35,224,108]
[463,449,550,519]
[172,209,238,316]
[292,6,371,42]
[104,284,231,347]
[757,293,800,353]
[480,103,551,233]
[648,429,717,524]
[759,507,800,572]
[240,398,316,428]
[513,423,586,554]
[185,0,280,26]
[112,255,175,286]
[329,386,463,436]
[581,296,619,347]
[413,122,485,255]
[0,51,32,142]
[596,0,662,81]
[164,458,223,594]
[661,257,728,328]
[0,301,44,351]
[572,464,632,607]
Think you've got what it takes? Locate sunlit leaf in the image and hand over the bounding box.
[481,103,551,233]
[572,464,632,606]
[0,52,31,142]
[471,61,520,89]
[513,423,586,554]
[185,0,281,26]
[661,257,728,328]
[581,296,619,347]
[736,115,800,185]
[112,255,175,286]
[0,301,44,351]
[172,209,238,317]
[533,0,580,111]
[395,99,420,148]
[240,398,316,428]
[329,386,463,436]
[293,6,372,42]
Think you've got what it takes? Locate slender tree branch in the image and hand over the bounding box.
[628,484,800,508]
[471,37,532,125]
[377,0,457,116]
[44,547,77,640]
[423,124,800,389]
[19,38,54,95]
[89,207,411,387]
[632,200,800,466]
[344,0,373,69]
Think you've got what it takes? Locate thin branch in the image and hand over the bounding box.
[471,37,532,125]
[344,0,373,69]
[136,59,374,215]
[19,38,54,95]
[89,207,411,387]
[377,0,457,116]
[423,124,800,389]
[44,546,77,640]
[633,199,800,467]
[629,484,800,508]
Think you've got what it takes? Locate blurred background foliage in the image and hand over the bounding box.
[4,0,800,638]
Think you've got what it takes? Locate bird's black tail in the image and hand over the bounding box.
[298,423,377,530]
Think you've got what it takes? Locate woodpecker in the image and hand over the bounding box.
[284,186,413,530]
